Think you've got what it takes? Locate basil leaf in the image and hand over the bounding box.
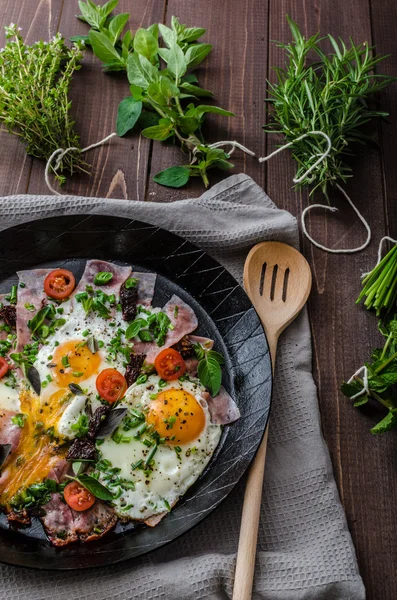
[207,350,225,365]
[89,30,123,64]
[153,166,190,188]
[197,356,222,396]
[125,318,146,339]
[76,473,114,501]
[158,24,176,48]
[28,305,54,334]
[185,43,212,68]
[96,407,129,439]
[108,13,129,43]
[27,366,41,395]
[180,27,206,43]
[116,97,142,136]
[72,461,86,476]
[94,271,113,285]
[0,444,11,469]
[195,105,235,118]
[69,382,85,395]
[133,28,158,61]
[167,43,187,80]
[180,82,214,97]
[87,336,99,354]
[141,122,174,141]
[127,53,148,88]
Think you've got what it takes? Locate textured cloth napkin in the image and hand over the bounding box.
[0,173,365,600]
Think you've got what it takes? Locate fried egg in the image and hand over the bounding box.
[96,374,222,521]
[34,300,128,426]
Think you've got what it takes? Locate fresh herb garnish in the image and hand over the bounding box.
[11,414,27,428]
[94,271,114,286]
[342,317,397,434]
[194,343,224,396]
[0,25,86,184]
[75,3,237,188]
[264,16,394,196]
[10,478,60,511]
[73,473,114,501]
[125,278,138,289]
[5,285,17,305]
[357,244,397,316]
[71,413,89,438]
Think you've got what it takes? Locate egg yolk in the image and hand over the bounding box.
[146,388,205,445]
[52,339,101,387]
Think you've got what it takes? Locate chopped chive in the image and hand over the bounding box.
[82,329,90,337]
[145,444,158,468]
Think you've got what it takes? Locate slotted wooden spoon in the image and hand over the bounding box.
[232,241,312,600]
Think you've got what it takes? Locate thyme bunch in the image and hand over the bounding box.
[265,17,394,196]
[0,24,87,183]
[74,1,236,188]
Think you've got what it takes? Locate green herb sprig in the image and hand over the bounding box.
[0,25,87,184]
[265,17,394,196]
[342,317,397,434]
[74,2,236,188]
[357,244,397,316]
[194,343,224,396]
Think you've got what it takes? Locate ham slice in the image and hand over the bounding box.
[41,459,117,547]
[202,387,240,425]
[16,269,53,351]
[134,272,156,307]
[73,259,132,296]
[134,295,198,364]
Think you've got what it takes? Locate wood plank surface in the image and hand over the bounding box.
[1,1,397,598]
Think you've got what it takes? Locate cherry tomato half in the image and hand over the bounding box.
[44,269,76,300]
[154,348,186,381]
[64,480,95,512]
[0,357,9,379]
[96,368,128,403]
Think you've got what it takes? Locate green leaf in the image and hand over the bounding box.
[183,73,199,83]
[108,13,129,43]
[371,409,397,435]
[353,395,369,407]
[76,473,114,501]
[89,30,122,64]
[181,27,206,43]
[167,43,187,80]
[147,23,159,39]
[100,0,119,19]
[103,60,126,72]
[195,105,234,117]
[177,116,200,135]
[153,166,191,188]
[158,47,170,63]
[78,1,101,29]
[180,82,214,97]
[133,28,159,61]
[159,24,176,48]
[116,97,142,136]
[138,54,159,83]
[125,318,147,340]
[207,350,225,365]
[141,122,174,141]
[147,82,167,106]
[72,461,86,476]
[138,111,160,129]
[197,356,222,396]
[127,53,148,87]
[70,35,91,46]
[130,84,144,100]
[185,43,212,68]
[159,76,180,99]
[341,380,363,398]
[122,29,133,50]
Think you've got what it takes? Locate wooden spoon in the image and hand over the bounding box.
[232,241,312,600]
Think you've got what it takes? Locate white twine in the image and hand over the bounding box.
[44,132,117,196]
[207,140,256,157]
[361,235,397,278]
[259,131,372,254]
[347,365,370,400]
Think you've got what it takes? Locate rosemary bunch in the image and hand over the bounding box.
[0,24,86,183]
[265,17,394,196]
[74,1,236,188]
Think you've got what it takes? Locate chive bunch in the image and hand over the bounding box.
[357,244,397,316]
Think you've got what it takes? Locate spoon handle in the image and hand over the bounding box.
[232,330,278,600]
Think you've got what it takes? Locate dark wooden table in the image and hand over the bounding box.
[1,1,396,598]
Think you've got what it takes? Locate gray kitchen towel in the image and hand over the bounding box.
[0,173,365,600]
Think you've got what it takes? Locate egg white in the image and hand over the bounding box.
[96,374,222,521]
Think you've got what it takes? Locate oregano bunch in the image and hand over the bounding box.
[74,1,237,188]
[0,24,87,184]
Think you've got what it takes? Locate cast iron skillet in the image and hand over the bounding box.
[0,215,272,569]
